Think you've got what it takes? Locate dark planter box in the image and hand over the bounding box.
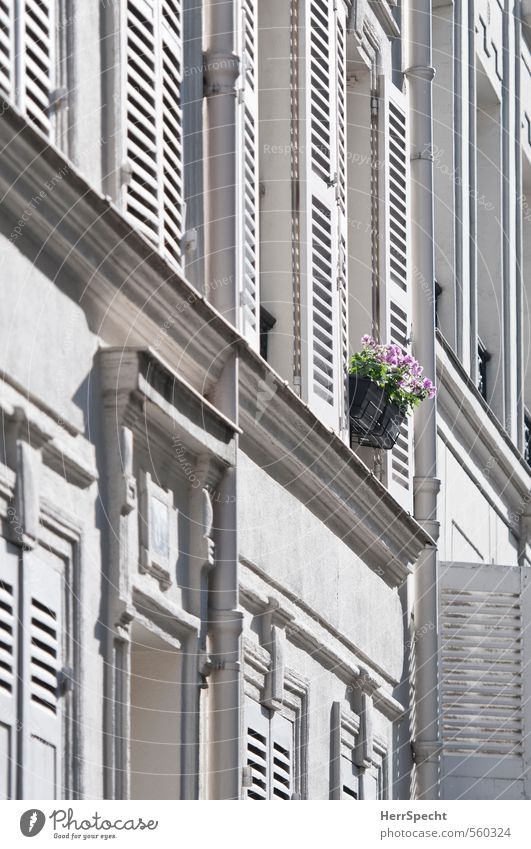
[348,374,406,449]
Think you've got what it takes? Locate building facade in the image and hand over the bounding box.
[0,0,529,801]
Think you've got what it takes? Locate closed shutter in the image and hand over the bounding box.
[440,565,522,758]
[439,561,529,799]
[237,0,259,347]
[123,0,183,266]
[24,548,64,799]
[303,0,347,430]
[0,539,19,800]
[380,80,413,507]
[244,697,294,800]
[270,711,293,800]
[0,0,14,101]
[341,754,359,799]
[244,697,270,799]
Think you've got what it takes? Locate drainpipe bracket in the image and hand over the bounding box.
[404,64,436,82]
[411,740,443,764]
[203,50,240,97]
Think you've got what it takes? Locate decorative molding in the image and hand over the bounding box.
[368,0,400,38]
[138,470,178,590]
[99,347,238,470]
[239,357,431,587]
[0,397,97,490]
[239,567,406,720]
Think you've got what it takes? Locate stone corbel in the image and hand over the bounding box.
[261,597,294,711]
[11,408,50,548]
[352,668,378,768]
[119,426,137,515]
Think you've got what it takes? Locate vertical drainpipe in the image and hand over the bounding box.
[203,0,243,800]
[405,0,442,799]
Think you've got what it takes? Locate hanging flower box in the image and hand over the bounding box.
[348,336,436,450]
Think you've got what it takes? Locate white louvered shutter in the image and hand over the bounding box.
[270,711,293,800]
[23,548,64,799]
[380,80,413,508]
[0,539,19,800]
[244,698,295,800]
[244,697,270,799]
[18,0,56,137]
[123,0,161,244]
[334,2,348,436]
[160,0,183,264]
[237,0,259,347]
[440,563,523,761]
[341,754,359,799]
[0,0,14,102]
[123,0,183,266]
[303,0,344,429]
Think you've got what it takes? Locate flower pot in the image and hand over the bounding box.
[348,374,406,449]
[348,375,387,430]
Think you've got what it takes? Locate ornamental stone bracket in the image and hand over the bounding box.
[260,597,295,712]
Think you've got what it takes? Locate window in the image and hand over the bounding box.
[330,700,388,800]
[477,338,491,400]
[0,0,67,143]
[524,411,531,466]
[259,307,276,361]
[0,539,69,799]
[129,621,182,800]
[122,0,183,268]
[244,697,295,800]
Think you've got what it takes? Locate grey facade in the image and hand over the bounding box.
[0,0,529,802]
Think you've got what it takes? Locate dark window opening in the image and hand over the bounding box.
[524,412,531,467]
[477,338,491,401]
[260,306,276,361]
[434,281,442,329]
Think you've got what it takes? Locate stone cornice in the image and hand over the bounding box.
[239,354,432,585]
[98,347,238,468]
[0,105,430,581]
[239,569,405,719]
[436,332,531,527]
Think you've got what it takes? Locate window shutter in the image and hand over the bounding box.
[0,539,19,800]
[244,697,294,800]
[123,0,183,266]
[18,0,56,137]
[23,548,64,799]
[237,0,259,347]
[124,0,161,244]
[160,0,183,264]
[380,80,413,508]
[303,0,344,429]
[440,564,522,759]
[341,754,359,799]
[270,711,293,800]
[334,2,348,435]
[0,0,14,101]
[244,697,270,799]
